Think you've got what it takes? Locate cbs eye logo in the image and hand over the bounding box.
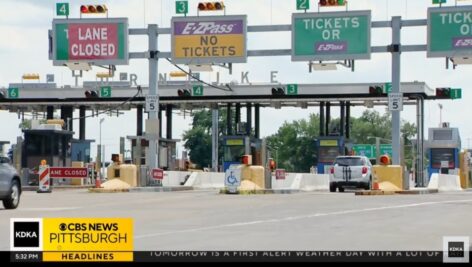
[10,219,43,251]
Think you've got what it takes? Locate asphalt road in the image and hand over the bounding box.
[1,189,472,250]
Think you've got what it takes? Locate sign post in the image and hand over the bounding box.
[388,92,403,111]
[7,88,19,99]
[225,166,241,194]
[151,168,164,186]
[145,95,158,112]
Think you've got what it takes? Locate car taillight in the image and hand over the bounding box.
[330,167,334,174]
[362,166,368,174]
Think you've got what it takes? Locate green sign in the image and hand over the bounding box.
[296,0,310,10]
[379,144,392,157]
[352,144,374,158]
[56,3,69,16]
[175,1,188,14]
[292,11,371,61]
[428,6,472,58]
[52,18,129,66]
[385,82,392,93]
[352,144,392,159]
[432,0,446,4]
[286,84,298,95]
[451,88,462,99]
[8,88,18,99]
[100,86,111,98]
[193,85,203,96]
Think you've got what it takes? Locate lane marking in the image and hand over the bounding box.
[135,199,472,239]
[17,207,81,211]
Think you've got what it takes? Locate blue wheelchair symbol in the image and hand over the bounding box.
[226,171,238,185]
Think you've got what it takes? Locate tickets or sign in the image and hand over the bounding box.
[52,18,129,66]
[428,6,472,57]
[171,15,247,64]
[292,11,371,61]
[49,167,88,178]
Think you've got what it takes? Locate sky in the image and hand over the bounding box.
[1,0,472,160]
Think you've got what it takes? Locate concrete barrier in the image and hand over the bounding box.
[162,171,191,187]
[272,173,329,191]
[183,172,224,189]
[427,173,463,192]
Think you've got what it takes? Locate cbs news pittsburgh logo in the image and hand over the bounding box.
[443,236,470,263]
[11,218,133,262]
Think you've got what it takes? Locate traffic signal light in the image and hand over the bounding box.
[369,85,384,96]
[269,158,276,171]
[436,88,451,99]
[84,90,99,98]
[271,87,285,96]
[0,90,5,99]
[319,0,346,6]
[80,5,107,14]
[177,89,191,97]
[379,154,390,165]
[198,2,224,11]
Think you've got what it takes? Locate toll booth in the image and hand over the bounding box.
[426,126,461,177]
[127,136,178,170]
[21,128,74,170]
[222,136,262,172]
[70,139,94,163]
[315,136,345,174]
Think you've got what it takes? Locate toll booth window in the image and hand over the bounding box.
[224,146,245,162]
[319,147,340,163]
[431,148,455,168]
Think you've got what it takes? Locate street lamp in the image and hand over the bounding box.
[438,103,443,127]
[99,118,105,179]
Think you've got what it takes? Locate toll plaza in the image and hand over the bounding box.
[426,126,461,176]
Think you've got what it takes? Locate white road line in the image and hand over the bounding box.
[18,207,81,211]
[135,199,472,239]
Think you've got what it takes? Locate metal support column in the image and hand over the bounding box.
[46,106,54,120]
[60,106,73,132]
[166,105,172,139]
[325,102,331,136]
[158,106,162,138]
[211,107,219,172]
[137,105,143,136]
[147,24,159,172]
[79,106,86,140]
[340,101,345,137]
[227,103,232,135]
[391,16,402,166]
[346,101,351,139]
[235,103,241,132]
[255,104,260,139]
[246,103,252,136]
[320,102,325,136]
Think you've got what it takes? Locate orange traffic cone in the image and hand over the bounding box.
[95,173,102,188]
[373,181,380,190]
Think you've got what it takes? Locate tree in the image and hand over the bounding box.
[182,109,229,169]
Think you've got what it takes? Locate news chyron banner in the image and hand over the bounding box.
[52,18,129,66]
[171,15,247,65]
[10,218,133,262]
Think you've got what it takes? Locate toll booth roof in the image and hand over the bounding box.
[22,129,74,136]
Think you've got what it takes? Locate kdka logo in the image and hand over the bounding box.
[10,218,43,251]
[443,236,469,263]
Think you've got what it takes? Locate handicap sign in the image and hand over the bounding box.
[225,165,241,193]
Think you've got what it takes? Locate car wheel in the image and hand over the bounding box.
[3,180,20,209]
[329,183,337,192]
[338,187,345,193]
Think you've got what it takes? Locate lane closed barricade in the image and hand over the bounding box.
[37,167,88,193]
[37,165,51,193]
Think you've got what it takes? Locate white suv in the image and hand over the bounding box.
[0,156,21,209]
[329,156,372,192]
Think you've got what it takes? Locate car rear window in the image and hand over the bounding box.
[334,157,364,166]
